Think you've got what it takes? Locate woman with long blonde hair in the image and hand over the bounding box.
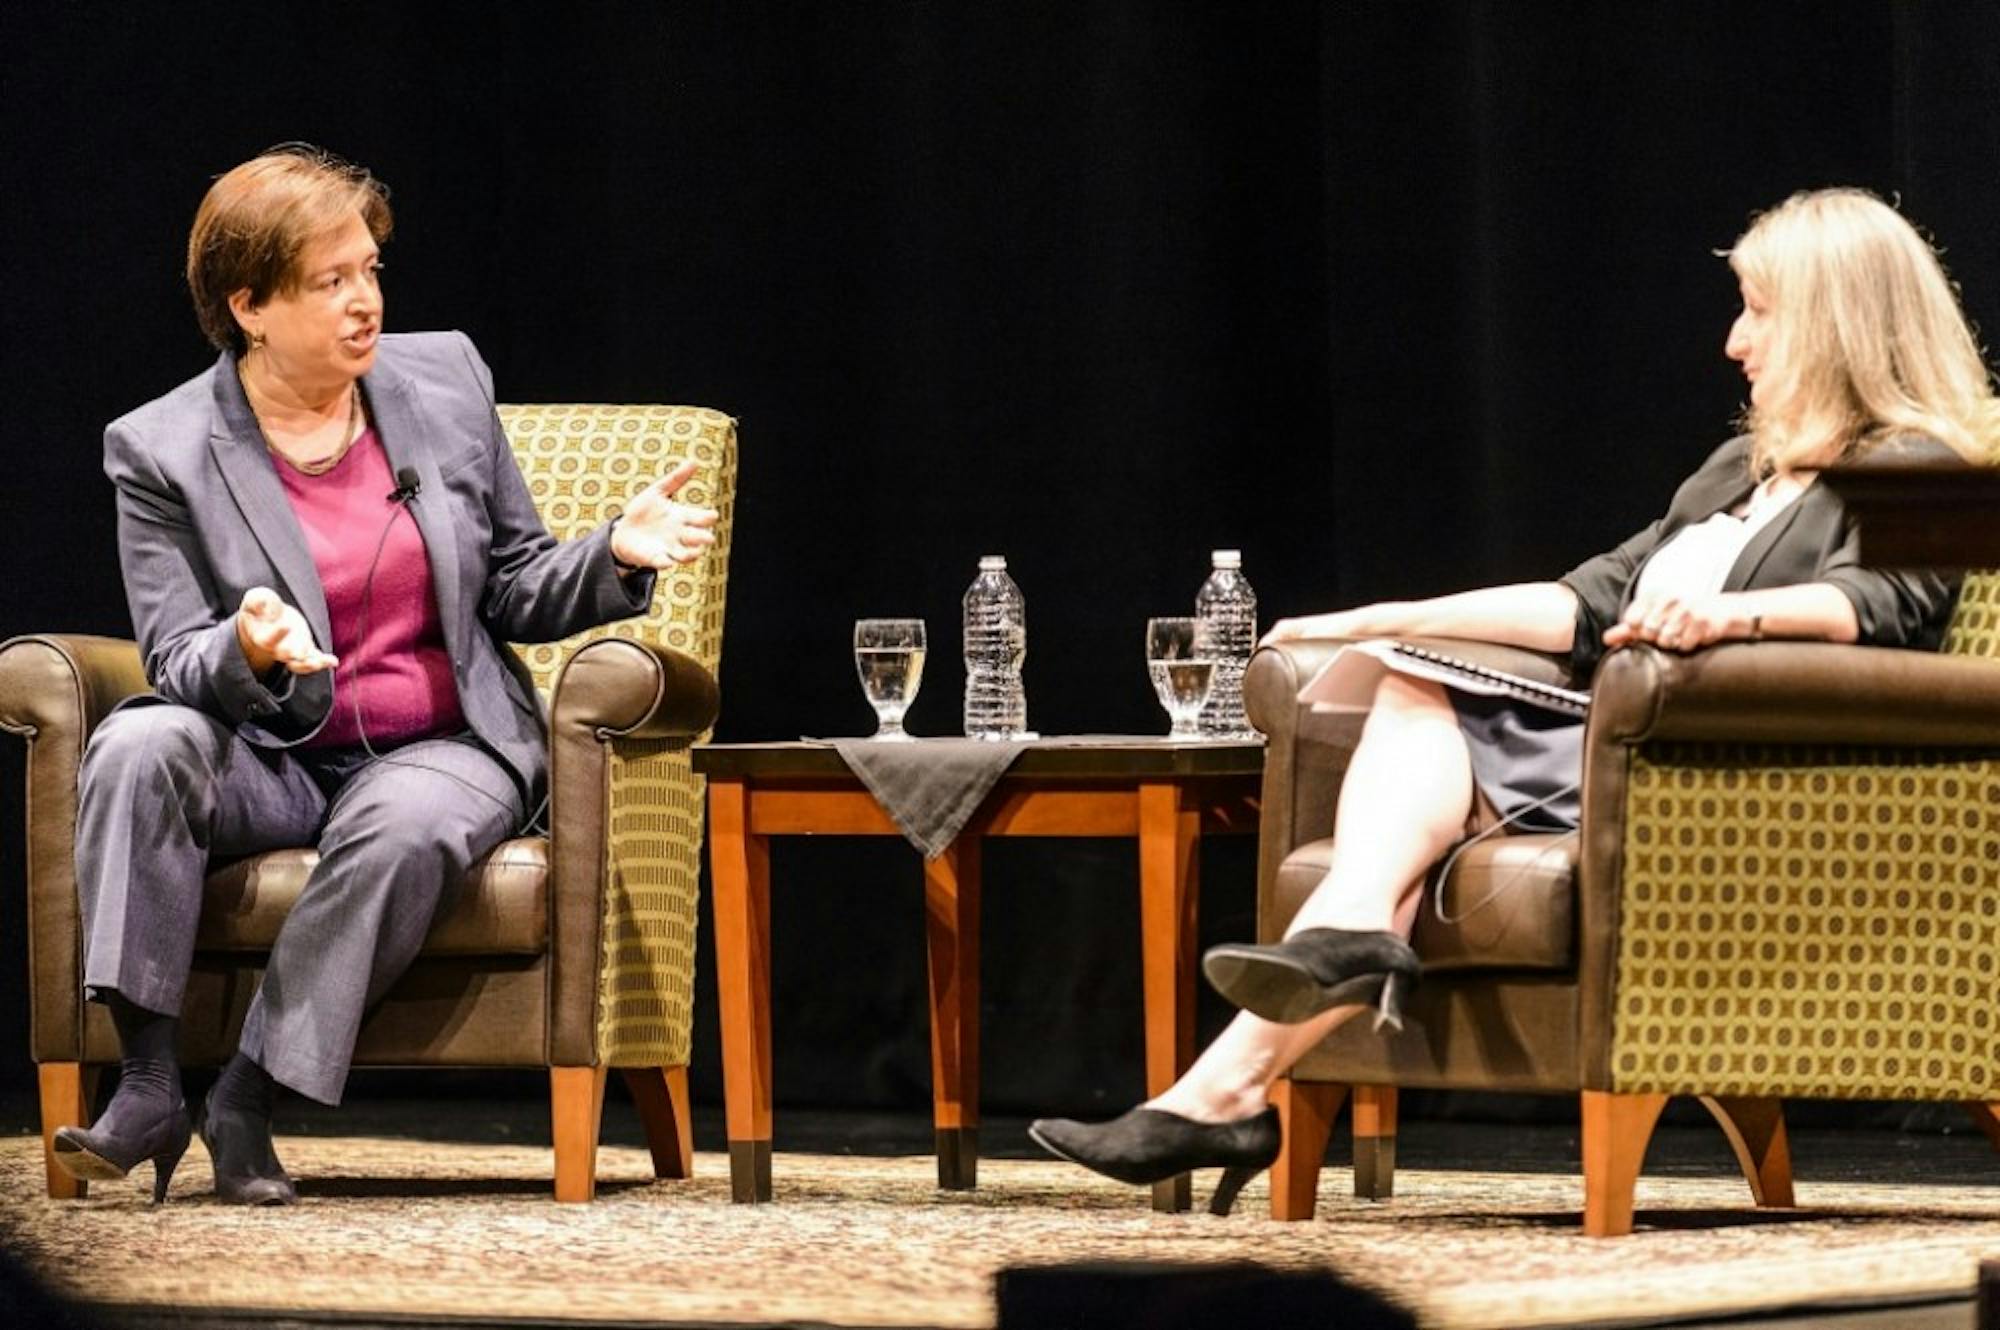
[1730,188,1999,476]
[1031,188,1997,1213]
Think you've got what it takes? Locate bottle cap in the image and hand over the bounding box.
[1211,549,1242,569]
[979,555,1008,571]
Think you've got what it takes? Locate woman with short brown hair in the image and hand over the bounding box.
[55,144,717,1206]
[185,144,394,356]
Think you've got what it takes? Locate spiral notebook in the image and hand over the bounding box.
[1299,640,1592,718]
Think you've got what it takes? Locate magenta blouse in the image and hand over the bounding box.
[272,427,466,748]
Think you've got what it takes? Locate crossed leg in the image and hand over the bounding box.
[1147,672,1479,1123]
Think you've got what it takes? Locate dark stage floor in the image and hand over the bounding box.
[3,1088,1992,1330]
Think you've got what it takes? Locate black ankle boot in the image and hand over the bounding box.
[52,995,191,1203]
[51,1085,192,1204]
[1202,928,1420,1029]
[200,1055,297,1206]
[1028,1106,1281,1216]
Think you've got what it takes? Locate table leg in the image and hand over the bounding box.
[924,833,982,1189]
[1138,779,1200,1213]
[709,778,773,1203]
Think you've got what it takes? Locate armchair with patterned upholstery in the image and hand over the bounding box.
[0,404,737,1203]
[1245,573,2000,1236]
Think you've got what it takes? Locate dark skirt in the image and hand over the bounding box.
[1446,692,1585,832]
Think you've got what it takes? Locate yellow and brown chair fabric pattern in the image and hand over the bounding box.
[1606,570,2000,1102]
[1609,745,1999,1100]
[501,404,739,1070]
[1941,569,2000,657]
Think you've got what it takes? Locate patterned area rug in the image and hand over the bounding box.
[3,1133,1998,1328]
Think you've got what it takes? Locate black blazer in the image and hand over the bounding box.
[1559,435,1961,680]
[102,331,655,809]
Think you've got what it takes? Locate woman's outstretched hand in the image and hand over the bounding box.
[237,586,338,675]
[609,458,720,569]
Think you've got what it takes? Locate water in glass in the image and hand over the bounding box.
[855,619,926,740]
[1144,616,1215,739]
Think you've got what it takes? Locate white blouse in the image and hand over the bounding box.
[1629,473,1810,604]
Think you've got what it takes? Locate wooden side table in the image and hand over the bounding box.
[693,739,1263,1212]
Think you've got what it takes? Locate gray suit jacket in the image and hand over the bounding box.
[1559,435,1962,680]
[103,330,654,808]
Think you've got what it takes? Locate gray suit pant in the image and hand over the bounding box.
[75,702,524,1105]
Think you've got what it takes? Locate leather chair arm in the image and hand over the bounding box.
[549,636,720,739]
[1246,641,1362,935]
[0,634,150,743]
[1245,639,1349,743]
[542,636,719,1066]
[0,634,150,1061]
[1588,641,2000,747]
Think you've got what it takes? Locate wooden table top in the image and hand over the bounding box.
[691,736,1266,779]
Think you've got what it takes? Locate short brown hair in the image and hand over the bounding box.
[185,143,393,354]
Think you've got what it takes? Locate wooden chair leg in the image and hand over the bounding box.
[39,1062,98,1201]
[1352,1084,1399,1200]
[551,1066,609,1203]
[621,1066,694,1180]
[1579,1089,1668,1238]
[1268,1079,1346,1221]
[1699,1095,1794,1208]
[1966,1102,2000,1152]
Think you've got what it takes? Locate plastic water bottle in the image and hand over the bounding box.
[962,555,1027,740]
[1195,549,1257,738]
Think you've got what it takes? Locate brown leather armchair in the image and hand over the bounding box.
[2,404,737,1203]
[1245,573,2000,1236]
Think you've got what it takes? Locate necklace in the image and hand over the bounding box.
[241,365,364,476]
[288,387,363,475]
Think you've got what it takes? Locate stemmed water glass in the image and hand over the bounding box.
[854,618,926,741]
[1145,616,1216,739]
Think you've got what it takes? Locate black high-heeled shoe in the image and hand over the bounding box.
[52,1095,192,1204]
[198,1086,298,1206]
[1028,1106,1281,1216]
[1202,927,1420,1030]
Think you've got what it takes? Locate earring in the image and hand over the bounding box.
[248,330,266,351]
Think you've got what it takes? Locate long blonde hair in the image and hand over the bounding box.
[1726,188,2000,473]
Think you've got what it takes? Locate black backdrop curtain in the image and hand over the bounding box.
[3,2,1995,1117]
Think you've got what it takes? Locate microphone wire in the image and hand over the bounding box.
[327,467,549,839]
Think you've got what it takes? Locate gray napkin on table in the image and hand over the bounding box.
[827,737,1028,859]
